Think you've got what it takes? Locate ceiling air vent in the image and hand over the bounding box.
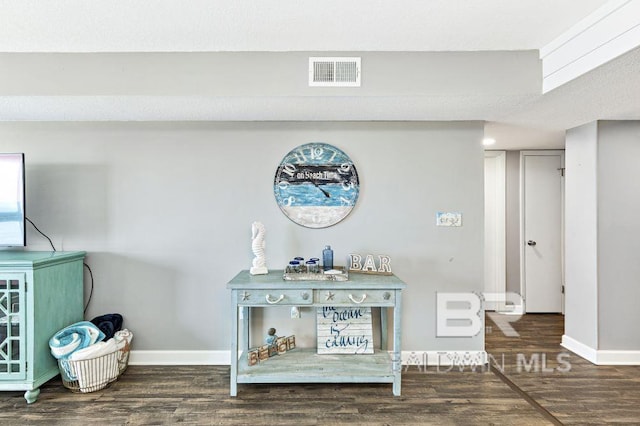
[309,57,361,87]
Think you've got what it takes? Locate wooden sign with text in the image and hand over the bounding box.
[247,335,296,366]
[348,254,393,275]
[317,307,373,355]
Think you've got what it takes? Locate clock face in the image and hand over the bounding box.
[274,143,360,228]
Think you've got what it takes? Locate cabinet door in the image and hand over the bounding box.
[0,273,26,380]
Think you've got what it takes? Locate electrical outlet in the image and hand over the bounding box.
[291,307,300,319]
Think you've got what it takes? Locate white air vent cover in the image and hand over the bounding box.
[309,57,361,87]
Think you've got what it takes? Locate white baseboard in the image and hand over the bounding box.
[562,335,640,365]
[507,304,524,316]
[595,350,640,365]
[561,334,598,363]
[129,350,487,366]
[129,350,230,365]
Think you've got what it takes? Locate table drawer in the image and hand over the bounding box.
[237,289,313,305]
[314,289,395,306]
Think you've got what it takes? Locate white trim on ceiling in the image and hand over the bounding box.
[540,0,640,93]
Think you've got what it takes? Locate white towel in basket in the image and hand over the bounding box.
[69,339,119,392]
[68,330,133,392]
[114,329,133,349]
[69,338,118,361]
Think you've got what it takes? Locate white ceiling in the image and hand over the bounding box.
[2,0,639,150]
[0,0,611,52]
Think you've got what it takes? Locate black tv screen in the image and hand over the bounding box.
[0,153,26,247]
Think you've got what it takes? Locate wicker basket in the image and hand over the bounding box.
[58,341,130,393]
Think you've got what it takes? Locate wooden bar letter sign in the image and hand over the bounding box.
[348,254,392,275]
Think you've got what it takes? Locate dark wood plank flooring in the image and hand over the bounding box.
[0,314,637,425]
[485,313,640,425]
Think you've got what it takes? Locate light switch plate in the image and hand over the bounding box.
[436,212,462,227]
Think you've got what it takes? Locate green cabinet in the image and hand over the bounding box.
[0,251,85,403]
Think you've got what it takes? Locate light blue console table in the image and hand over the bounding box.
[227,270,406,396]
[0,251,85,403]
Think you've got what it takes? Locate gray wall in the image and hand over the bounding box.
[565,120,640,351]
[597,121,640,350]
[565,122,599,349]
[0,121,484,353]
[505,151,521,295]
[0,51,540,121]
[0,51,539,97]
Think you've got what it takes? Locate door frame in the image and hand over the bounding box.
[484,151,506,310]
[519,150,565,314]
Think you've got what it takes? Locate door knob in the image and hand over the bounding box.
[527,240,537,246]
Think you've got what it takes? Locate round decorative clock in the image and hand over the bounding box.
[274,143,360,228]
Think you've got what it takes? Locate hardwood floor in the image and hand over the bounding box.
[1,314,638,425]
[485,313,640,425]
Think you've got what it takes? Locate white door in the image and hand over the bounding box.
[521,151,564,313]
[484,151,506,311]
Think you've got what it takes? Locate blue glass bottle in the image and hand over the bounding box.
[322,245,333,271]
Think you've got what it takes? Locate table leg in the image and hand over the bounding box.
[242,307,250,351]
[230,292,238,397]
[392,291,402,396]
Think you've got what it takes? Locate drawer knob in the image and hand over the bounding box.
[301,292,310,300]
[383,292,391,300]
[348,293,367,304]
[265,294,285,304]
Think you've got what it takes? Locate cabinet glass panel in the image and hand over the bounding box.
[0,278,24,376]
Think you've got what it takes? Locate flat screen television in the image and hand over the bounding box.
[0,153,26,247]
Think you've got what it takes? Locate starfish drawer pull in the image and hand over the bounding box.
[241,291,251,301]
[325,291,335,301]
